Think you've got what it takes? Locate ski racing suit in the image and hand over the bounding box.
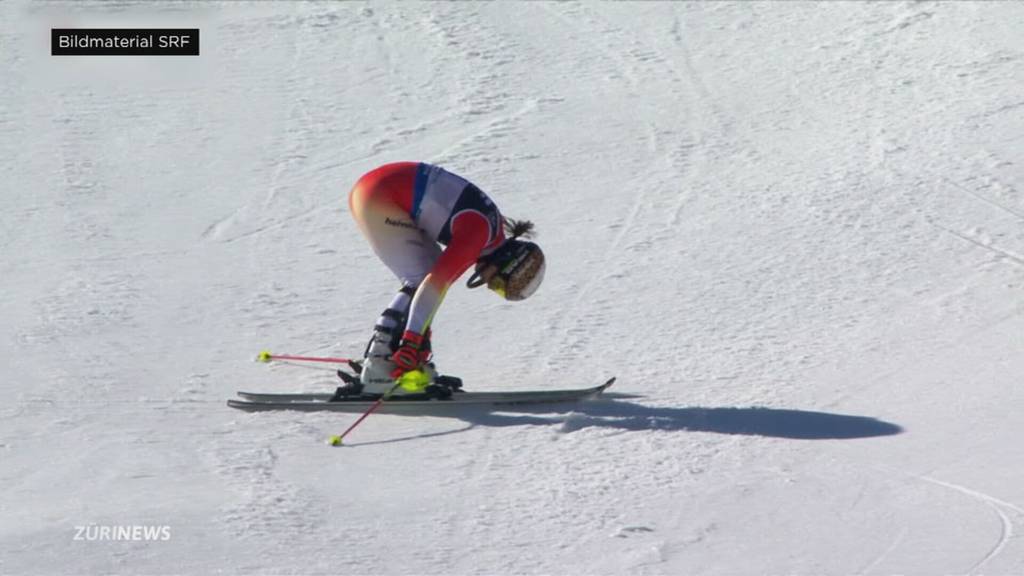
[348,162,506,377]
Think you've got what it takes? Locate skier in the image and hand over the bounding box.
[339,162,546,398]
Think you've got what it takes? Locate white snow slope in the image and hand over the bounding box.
[2,2,1024,575]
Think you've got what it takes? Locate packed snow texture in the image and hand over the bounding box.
[2,2,1023,575]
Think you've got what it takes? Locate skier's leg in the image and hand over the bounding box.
[349,177,441,394]
[362,284,413,349]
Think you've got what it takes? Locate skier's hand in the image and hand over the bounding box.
[390,330,428,378]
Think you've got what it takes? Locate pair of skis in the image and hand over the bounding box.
[228,350,615,445]
[228,378,616,413]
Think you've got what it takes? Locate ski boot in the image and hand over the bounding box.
[332,358,462,401]
[332,300,411,401]
[331,305,462,400]
[355,325,402,396]
[354,327,463,399]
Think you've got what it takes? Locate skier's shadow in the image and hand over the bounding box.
[453,394,903,440]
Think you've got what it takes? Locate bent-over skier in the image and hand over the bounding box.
[339,162,546,398]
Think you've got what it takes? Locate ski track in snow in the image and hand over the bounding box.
[854,526,909,576]
[916,475,1023,575]
[934,222,1024,268]
[864,465,1024,576]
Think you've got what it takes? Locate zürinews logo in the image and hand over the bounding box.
[73,525,172,542]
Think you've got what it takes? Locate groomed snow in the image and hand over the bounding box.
[2,2,1023,575]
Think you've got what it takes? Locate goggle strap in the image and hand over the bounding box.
[466,270,487,289]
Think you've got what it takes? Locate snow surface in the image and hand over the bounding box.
[2,2,1024,575]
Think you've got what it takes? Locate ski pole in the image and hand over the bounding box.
[327,370,430,446]
[257,351,354,365]
[327,380,402,446]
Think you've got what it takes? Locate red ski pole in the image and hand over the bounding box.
[327,370,430,446]
[257,351,354,365]
[328,380,402,446]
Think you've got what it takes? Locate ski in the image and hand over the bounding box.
[227,378,615,413]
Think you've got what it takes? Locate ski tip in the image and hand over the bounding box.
[585,378,616,399]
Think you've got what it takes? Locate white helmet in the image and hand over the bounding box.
[467,239,545,301]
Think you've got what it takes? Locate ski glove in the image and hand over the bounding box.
[390,330,429,379]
